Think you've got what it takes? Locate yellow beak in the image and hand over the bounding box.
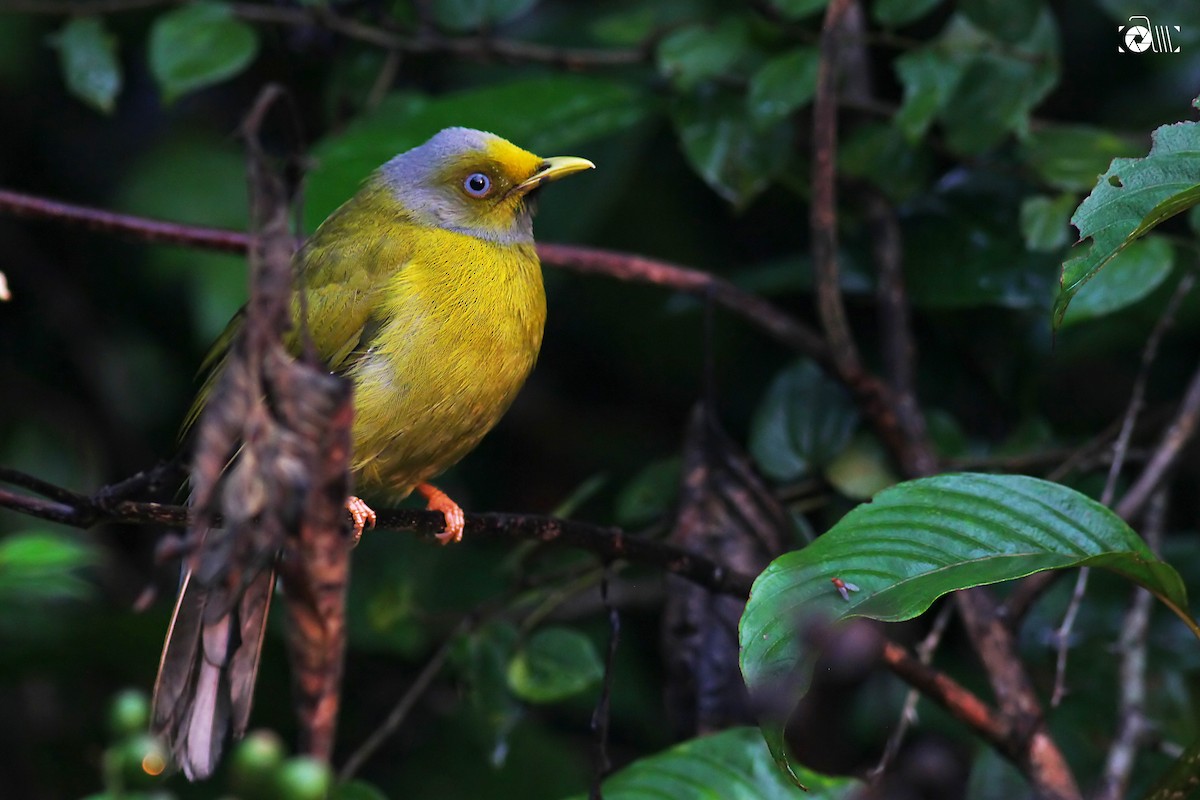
[516,156,595,194]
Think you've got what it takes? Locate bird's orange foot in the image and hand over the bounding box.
[417,483,465,545]
[346,496,377,546]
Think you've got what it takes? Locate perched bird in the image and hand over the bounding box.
[151,127,594,778]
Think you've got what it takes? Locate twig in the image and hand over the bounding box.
[1049,274,1192,707]
[589,569,620,800]
[1096,491,1164,800]
[338,614,474,781]
[866,192,937,477]
[1116,356,1200,521]
[870,604,952,780]
[810,0,861,380]
[0,0,169,11]
[228,3,649,68]
[535,243,828,360]
[0,469,756,598]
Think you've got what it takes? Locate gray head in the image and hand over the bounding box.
[379,127,594,244]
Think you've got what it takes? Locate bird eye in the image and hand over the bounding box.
[463,172,492,198]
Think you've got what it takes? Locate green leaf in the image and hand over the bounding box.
[960,0,1040,42]
[904,171,1059,309]
[939,12,1059,154]
[455,621,524,766]
[822,433,897,500]
[307,75,650,227]
[562,727,857,800]
[50,17,121,114]
[1019,193,1076,252]
[673,91,792,207]
[615,456,680,526]
[747,47,819,126]
[0,531,96,603]
[429,0,539,32]
[893,48,966,142]
[507,627,603,703]
[148,2,258,103]
[656,18,751,92]
[1059,237,1175,326]
[766,0,829,21]
[1054,121,1200,327]
[1022,125,1141,192]
[838,122,932,202]
[739,473,1196,783]
[749,360,858,482]
[873,0,943,26]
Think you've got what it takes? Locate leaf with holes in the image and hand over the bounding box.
[739,473,1196,786]
[561,727,857,800]
[1054,120,1200,328]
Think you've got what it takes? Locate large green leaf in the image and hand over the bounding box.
[959,0,1040,42]
[148,2,258,103]
[1054,121,1200,327]
[306,76,651,227]
[749,360,858,483]
[739,473,1196,784]
[561,727,857,800]
[50,16,121,114]
[894,47,965,142]
[873,0,943,27]
[1059,236,1175,327]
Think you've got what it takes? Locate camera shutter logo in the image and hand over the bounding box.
[1119,15,1182,53]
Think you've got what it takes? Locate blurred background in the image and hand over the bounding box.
[2,0,1200,797]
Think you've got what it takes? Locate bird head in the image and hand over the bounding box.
[379,127,594,244]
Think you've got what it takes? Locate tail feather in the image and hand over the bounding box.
[151,567,275,780]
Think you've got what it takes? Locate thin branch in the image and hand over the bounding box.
[0,469,756,598]
[1116,356,1200,521]
[589,570,620,799]
[866,192,937,477]
[870,604,952,780]
[810,0,862,380]
[0,188,254,252]
[0,0,169,12]
[1096,491,1164,800]
[338,614,474,781]
[0,187,830,361]
[1049,274,1192,708]
[229,3,650,68]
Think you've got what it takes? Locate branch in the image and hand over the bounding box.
[810,0,862,380]
[0,187,829,361]
[0,469,756,598]
[866,192,937,477]
[1096,490,1163,800]
[1116,355,1200,521]
[229,3,649,68]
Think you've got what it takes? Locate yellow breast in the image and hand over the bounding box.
[334,221,546,496]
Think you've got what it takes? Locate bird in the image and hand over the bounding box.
[150,127,594,779]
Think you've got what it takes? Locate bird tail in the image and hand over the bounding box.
[151,567,275,780]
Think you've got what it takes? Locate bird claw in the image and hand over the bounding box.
[418,483,465,545]
[346,496,377,546]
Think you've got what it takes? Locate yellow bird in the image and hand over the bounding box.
[153,127,593,778]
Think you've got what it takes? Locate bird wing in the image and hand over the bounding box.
[181,182,416,435]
